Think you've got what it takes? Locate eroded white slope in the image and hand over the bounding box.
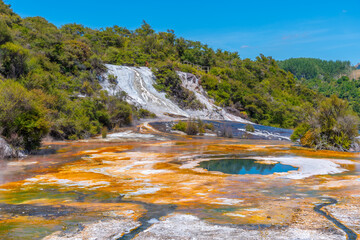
[101,65,248,122]
[178,72,250,123]
[103,64,188,118]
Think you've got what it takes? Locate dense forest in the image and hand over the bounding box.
[0,1,353,152]
[278,58,352,80]
[278,58,360,115]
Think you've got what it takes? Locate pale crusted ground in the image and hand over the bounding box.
[325,198,360,236]
[134,213,345,240]
[251,156,348,179]
[43,218,140,240]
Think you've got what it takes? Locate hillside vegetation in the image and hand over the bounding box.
[278,58,351,80]
[0,1,352,152]
[291,95,359,151]
[278,58,360,116]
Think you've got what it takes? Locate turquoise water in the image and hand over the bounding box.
[199,158,298,175]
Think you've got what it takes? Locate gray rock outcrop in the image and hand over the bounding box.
[0,137,19,159]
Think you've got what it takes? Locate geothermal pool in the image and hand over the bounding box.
[0,128,359,239]
[199,158,298,175]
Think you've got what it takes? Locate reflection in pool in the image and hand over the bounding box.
[199,158,298,175]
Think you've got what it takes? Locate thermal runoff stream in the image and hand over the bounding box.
[0,123,359,240]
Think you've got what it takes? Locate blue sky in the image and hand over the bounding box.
[6,0,360,64]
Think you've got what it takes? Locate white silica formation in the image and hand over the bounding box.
[101,64,249,122]
[178,72,250,122]
[102,64,187,118]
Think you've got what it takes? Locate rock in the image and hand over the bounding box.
[225,106,241,116]
[349,140,360,152]
[0,137,21,159]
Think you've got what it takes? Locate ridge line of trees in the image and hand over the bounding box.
[0,1,358,152]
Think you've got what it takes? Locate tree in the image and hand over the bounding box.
[0,80,49,151]
[135,20,155,36]
[291,95,359,151]
[61,23,87,36]
[59,40,91,73]
[0,19,12,45]
[0,42,28,78]
[109,101,133,127]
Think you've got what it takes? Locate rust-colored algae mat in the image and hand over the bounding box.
[0,137,359,239]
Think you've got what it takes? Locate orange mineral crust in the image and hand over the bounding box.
[0,137,359,239]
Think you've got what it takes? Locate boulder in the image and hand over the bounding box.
[0,137,19,159]
[349,140,360,152]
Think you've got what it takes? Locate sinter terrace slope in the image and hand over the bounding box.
[101,65,249,122]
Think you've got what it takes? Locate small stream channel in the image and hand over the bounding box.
[314,197,357,240]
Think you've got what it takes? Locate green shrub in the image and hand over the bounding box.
[197,118,205,135]
[101,126,108,139]
[186,119,198,135]
[290,123,310,142]
[0,19,12,45]
[0,80,49,151]
[68,134,78,141]
[172,120,187,132]
[0,42,29,78]
[173,119,207,135]
[291,95,359,151]
[204,123,214,131]
[109,101,133,127]
[50,97,101,140]
[138,108,156,119]
[218,124,233,138]
[245,124,255,132]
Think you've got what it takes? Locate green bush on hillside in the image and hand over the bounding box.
[172,119,205,136]
[101,126,108,139]
[137,108,157,119]
[0,42,29,78]
[186,120,199,135]
[291,95,359,151]
[0,19,12,45]
[0,80,49,151]
[245,124,255,132]
[172,121,187,132]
